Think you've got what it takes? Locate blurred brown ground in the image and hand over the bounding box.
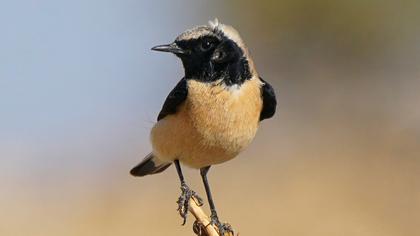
[1,1,419,235]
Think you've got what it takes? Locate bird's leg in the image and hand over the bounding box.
[200,166,234,235]
[174,160,203,225]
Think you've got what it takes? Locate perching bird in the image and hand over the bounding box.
[131,19,276,234]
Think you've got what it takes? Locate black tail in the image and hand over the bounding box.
[130,153,172,177]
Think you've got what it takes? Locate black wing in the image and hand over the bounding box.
[157,78,188,121]
[259,77,277,121]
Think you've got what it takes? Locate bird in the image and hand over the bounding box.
[130,19,276,234]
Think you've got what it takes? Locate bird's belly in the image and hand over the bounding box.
[150,79,263,168]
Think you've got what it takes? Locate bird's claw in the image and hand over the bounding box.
[193,220,206,236]
[176,183,203,225]
[210,213,234,236]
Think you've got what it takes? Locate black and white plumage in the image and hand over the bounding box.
[130,19,277,234]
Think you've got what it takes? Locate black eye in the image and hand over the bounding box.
[200,39,214,51]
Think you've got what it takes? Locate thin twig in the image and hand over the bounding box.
[188,197,235,236]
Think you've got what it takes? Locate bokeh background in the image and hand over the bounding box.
[1,0,419,235]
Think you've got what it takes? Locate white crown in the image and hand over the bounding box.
[208,18,220,30]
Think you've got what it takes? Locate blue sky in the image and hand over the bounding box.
[0,0,224,177]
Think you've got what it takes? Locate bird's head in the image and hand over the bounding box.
[152,19,256,86]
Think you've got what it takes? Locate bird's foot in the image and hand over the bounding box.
[176,183,203,225]
[210,212,234,236]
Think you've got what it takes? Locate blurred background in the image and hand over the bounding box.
[1,0,419,235]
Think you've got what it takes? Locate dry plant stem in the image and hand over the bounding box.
[188,197,234,236]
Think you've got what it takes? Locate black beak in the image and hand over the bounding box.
[151,43,186,54]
